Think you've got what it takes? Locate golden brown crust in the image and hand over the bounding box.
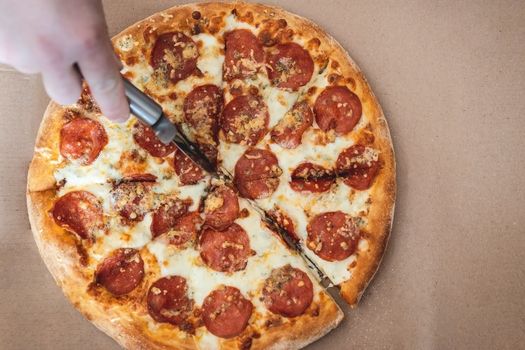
[254,292,343,350]
[27,102,64,192]
[316,21,396,306]
[27,1,394,349]
[27,190,197,350]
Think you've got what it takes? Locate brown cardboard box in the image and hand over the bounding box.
[1,1,524,349]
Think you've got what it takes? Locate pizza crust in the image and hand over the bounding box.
[254,292,343,350]
[27,1,395,349]
[27,102,64,192]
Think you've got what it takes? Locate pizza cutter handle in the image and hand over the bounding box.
[122,78,176,144]
[123,78,162,126]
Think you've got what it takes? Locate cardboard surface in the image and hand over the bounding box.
[1,0,524,349]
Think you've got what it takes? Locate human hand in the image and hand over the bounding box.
[0,0,129,121]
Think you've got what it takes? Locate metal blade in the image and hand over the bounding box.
[151,114,216,174]
[171,128,216,174]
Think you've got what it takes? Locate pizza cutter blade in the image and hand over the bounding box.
[122,78,216,174]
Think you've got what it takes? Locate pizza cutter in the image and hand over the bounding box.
[122,78,216,173]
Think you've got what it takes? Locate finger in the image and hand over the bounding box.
[77,40,129,122]
[42,64,83,105]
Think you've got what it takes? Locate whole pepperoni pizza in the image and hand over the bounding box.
[26,2,395,349]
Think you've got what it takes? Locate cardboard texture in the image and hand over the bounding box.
[1,0,524,349]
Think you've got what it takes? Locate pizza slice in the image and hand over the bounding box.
[146,179,342,349]
[211,7,395,305]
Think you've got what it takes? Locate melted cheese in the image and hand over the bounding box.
[147,200,319,310]
[195,33,224,86]
[152,177,209,212]
[148,199,324,350]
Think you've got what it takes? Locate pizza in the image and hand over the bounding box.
[26,2,395,349]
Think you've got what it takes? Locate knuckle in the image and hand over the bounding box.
[78,26,105,52]
[40,50,65,69]
[89,75,119,95]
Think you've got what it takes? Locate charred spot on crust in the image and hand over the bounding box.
[311,305,320,317]
[192,10,201,20]
[328,73,342,85]
[346,77,357,90]
[307,37,321,50]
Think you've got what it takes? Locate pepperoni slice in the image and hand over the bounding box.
[151,32,199,83]
[151,198,191,238]
[223,29,264,81]
[111,180,154,223]
[199,223,252,273]
[314,86,362,135]
[173,149,206,185]
[306,211,360,261]
[167,212,202,247]
[220,95,269,146]
[147,276,193,326]
[204,185,239,231]
[290,162,335,193]
[266,43,314,90]
[268,208,299,243]
[59,118,108,165]
[52,191,103,240]
[263,265,314,317]
[202,286,253,338]
[270,101,313,149]
[234,148,282,199]
[336,145,380,190]
[95,248,144,295]
[133,121,177,157]
[183,84,223,164]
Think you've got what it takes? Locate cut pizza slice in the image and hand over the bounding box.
[213,9,395,305]
[146,178,342,349]
[27,186,203,350]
